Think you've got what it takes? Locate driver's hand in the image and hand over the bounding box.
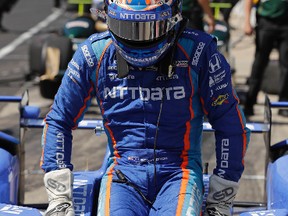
[204,174,239,216]
[44,169,75,216]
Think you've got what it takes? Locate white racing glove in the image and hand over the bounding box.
[204,174,239,216]
[44,168,75,216]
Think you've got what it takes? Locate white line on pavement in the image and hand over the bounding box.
[0,9,62,59]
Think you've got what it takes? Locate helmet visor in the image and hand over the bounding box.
[107,17,176,41]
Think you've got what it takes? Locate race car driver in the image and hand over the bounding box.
[40,0,250,215]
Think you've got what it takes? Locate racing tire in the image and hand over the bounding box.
[0,133,18,156]
[39,35,73,99]
[28,34,50,79]
[39,77,62,100]
[45,34,73,71]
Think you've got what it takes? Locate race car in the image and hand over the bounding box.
[239,97,288,216]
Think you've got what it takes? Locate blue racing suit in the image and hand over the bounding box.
[41,29,250,215]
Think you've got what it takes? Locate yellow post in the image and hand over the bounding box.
[209,2,232,20]
[68,0,92,16]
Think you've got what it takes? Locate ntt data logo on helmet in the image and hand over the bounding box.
[120,13,156,21]
[108,6,170,21]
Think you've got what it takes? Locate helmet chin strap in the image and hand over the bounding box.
[116,51,130,78]
[115,17,188,79]
[157,17,188,78]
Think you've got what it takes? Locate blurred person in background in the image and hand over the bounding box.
[0,0,18,32]
[243,0,288,117]
[182,0,215,33]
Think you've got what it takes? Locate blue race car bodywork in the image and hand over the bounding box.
[0,132,19,204]
[0,96,22,204]
[239,98,288,216]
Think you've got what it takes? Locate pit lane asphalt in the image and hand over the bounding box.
[1,1,288,213]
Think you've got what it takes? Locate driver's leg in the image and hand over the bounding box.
[97,164,149,216]
[149,168,203,216]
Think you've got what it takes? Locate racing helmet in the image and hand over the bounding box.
[105,0,183,68]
